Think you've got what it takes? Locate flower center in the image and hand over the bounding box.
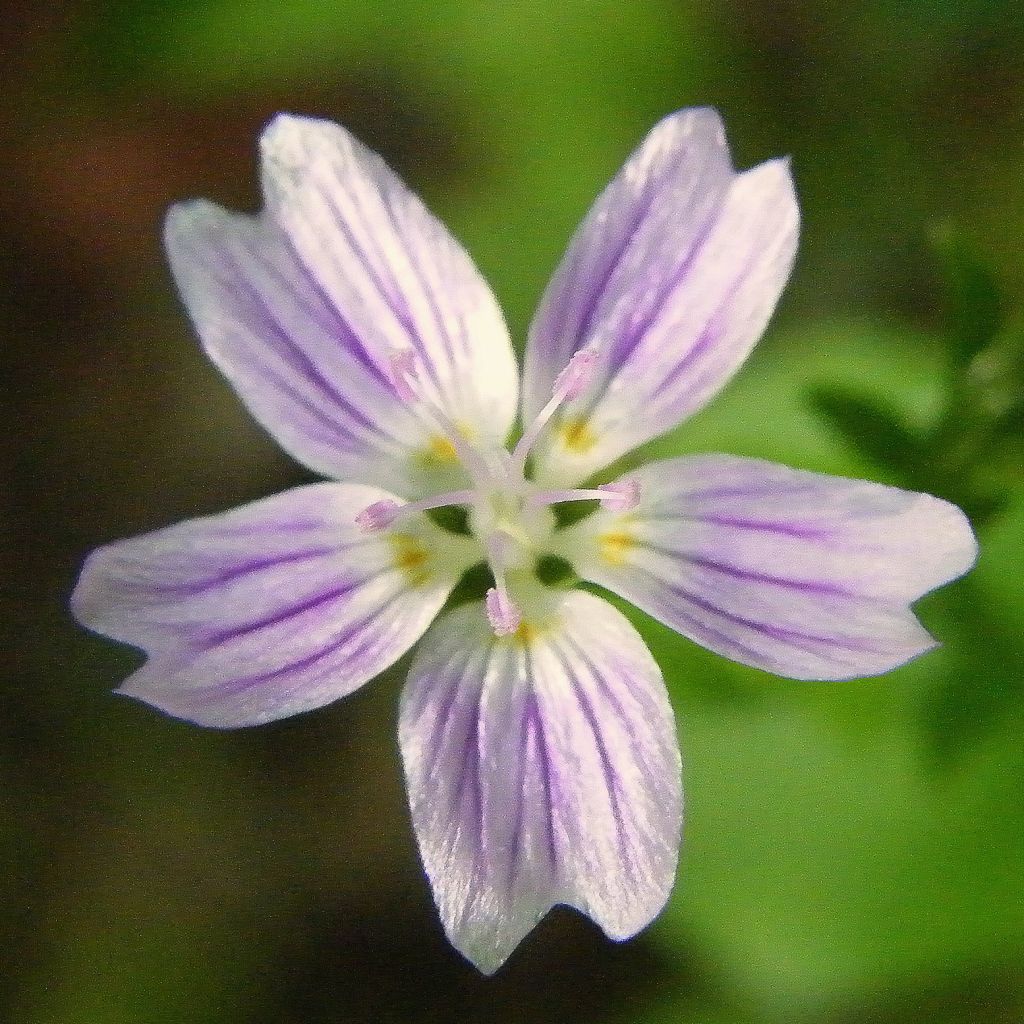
[356,348,639,635]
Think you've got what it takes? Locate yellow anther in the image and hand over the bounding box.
[559,416,597,454]
[599,530,636,566]
[424,434,459,464]
[388,533,432,587]
[418,422,477,466]
[513,621,537,645]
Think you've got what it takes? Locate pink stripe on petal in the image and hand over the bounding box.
[560,455,977,681]
[524,109,799,487]
[525,108,733,424]
[165,203,432,494]
[71,483,471,727]
[259,114,519,451]
[400,593,682,974]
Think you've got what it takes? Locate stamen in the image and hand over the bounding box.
[356,499,400,532]
[486,586,521,637]
[597,479,640,512]
[553,347,599,401]
[512,347,600,473]
[388,349,418,402]
[485,534,523,637]
[528,478,640,512]
[356,489,476,533]
[387,348,491,485]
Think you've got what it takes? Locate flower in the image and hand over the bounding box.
[71,109,977,974]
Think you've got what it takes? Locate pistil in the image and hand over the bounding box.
[364,347,629,632]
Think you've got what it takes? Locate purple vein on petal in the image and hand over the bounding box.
[318,186,419,340]
[644,594,786,668]
[374,185,461,370]
[641,543,860,599]
[568,141,695,353]
[674,512,836,541]
[661,578,885,656]
[313,170,451,399]
[644,238,760,407]
[203,262,364,449]
[607,197,722,374]
[524,650,560,878]
[556,647,634,878]
[506,691,533,891]
[236,229,383,382]
[201,578,365,648]
[422,655,478,782]
[561,634,660,793]
[653,482,802,503]
[146,545,342,598]
[214,245,390,443]
[201,586,404,701]
[451,681,485,897]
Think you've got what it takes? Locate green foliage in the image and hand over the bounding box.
[10,3,1024,1024]
[534,554,577,588]
[810,231,1023,524]
[805,238,1024,764]
[639,324,1024,1020]
[932,224,1003,369]
[807,386,926,479]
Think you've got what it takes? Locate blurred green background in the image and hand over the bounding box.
[5,2,1024,1022]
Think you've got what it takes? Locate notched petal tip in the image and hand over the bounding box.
[564,455,975,682]
[68,548,105,632]
[162,198,218,254]
[400,594,682,974]
[524,110,799,487]
[70,484,467,730]
[258,110,324,153]
[739,155,800,228]
[913,492,979,588]
[252,106,520,459]
[652,105,727,147]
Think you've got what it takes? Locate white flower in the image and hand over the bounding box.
[72,110,977,974]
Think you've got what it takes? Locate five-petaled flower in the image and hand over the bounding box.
[71,109,977,974]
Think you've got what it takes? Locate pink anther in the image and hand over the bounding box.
[598,479,640,512]
[389,349,418,402]
[486,586,522,637]
[356,499,400,532]
[553,347,599,402]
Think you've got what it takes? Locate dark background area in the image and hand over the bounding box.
[4,2,1024,1022]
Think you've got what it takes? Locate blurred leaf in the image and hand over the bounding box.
[644,318,945,478]
[807,385,926,478]
[922,492,1024,758]
[638,321,1024,1019]
[535,554,577,588]
[653,668,1024,1020]
[931,224,1003,368]
[427,504,470,534]
[963,327,1024,432]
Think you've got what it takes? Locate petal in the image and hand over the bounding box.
[556,455,978,680]
[71,484,479,727]
[399,591,682,974]
[166,203,436,496]
[259,114,519,453]
[524,109,799,486]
